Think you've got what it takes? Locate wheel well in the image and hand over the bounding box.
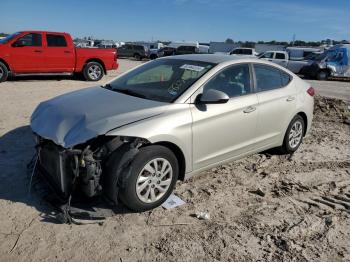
[153,142,186,181]
[0,59,11,72]
[297,112,308,136]
[133,53,140,57]
[85,58,106,74]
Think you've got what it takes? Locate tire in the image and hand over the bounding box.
[83,62,104,81]
[107,145,179,212]
[0,62,9,82]
[316,70,329,81]
[280,115,305,154]
[134,53,142,61]
[150,54,158,60]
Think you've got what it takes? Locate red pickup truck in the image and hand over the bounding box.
[0,31,118,82]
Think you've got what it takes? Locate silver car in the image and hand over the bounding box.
[31,54,314,211]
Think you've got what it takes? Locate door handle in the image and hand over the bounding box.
[286,96,295,102]
[34,50,42,53]
[243,106,256,113]
[64,51,71,54]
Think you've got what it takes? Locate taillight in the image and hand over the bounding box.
[307,87,315,97]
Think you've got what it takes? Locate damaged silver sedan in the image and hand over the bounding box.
[31,54,314,211]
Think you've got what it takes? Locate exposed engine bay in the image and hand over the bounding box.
[34,135,148,203]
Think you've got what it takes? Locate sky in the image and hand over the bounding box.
[1,0,349,42]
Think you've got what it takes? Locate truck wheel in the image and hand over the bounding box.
[0,62,9,82]
[316,70,329,81]
[150,54,158,60]
[83,62,104,81]
[106,145,179,212]
[134,53,142,61]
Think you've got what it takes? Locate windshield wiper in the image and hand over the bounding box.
[114,88,147,99]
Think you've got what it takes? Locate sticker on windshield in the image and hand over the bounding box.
[180,64,205,72]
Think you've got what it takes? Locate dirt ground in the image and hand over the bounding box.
[0,59,350,262]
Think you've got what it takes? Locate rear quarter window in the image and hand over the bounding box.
[254,64,292,92]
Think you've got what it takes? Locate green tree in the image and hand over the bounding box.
[225,38,234,44]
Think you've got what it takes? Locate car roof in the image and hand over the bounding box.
[19,31,68,35]
[161,54,258,64]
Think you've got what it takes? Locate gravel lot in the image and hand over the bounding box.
[0,59,349,261]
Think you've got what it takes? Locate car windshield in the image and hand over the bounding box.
[105,59,216,103]
[0,32,21,44]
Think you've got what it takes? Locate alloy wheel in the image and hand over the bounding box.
[288,120,303,149]
[136,158,173,203]
[87,65,102,80]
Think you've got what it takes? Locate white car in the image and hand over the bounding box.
[31,54,314,211]
[259,51,319,74]
[230,48,258,56]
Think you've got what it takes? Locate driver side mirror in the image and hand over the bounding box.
[198,89,229,104]
[12,40,26,47]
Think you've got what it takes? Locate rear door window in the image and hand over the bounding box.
[254,64,291,92]
[177,46,186,52]
[46,34,67,47]
[275,53,286,60]
[242,49,252,55]
[135,45,144,50]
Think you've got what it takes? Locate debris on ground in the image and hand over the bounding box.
[161,194,186,209]
[249,188,266,197]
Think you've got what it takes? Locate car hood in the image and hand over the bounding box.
[30,86,168,148]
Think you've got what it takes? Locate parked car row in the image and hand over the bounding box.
[2,30,348,82]
[259,51,314,74]
[258,45,350,80]
[117,43,210,60]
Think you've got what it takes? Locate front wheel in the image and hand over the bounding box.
[280,115,305,154]
[108,145,179,212]
[0,62,9,82]
[134,53,142,61]
[83,62,104,81]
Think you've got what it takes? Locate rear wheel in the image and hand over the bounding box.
[150,54,158,60]
[316,70,329,81]
[134,53,142,61]
[83,62,104,81]
[0,62,9,82]
[280,115,305,154]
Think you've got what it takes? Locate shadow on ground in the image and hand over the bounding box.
[8,74,84,82]
[0,125,131,224]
